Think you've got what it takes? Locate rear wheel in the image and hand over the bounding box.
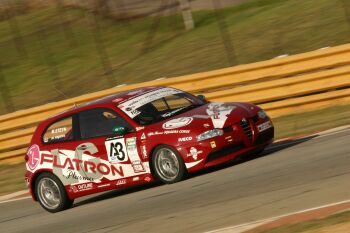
[35,173,73,213]
[152,145,186,184]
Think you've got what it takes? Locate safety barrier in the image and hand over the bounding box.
[1,43,350,164]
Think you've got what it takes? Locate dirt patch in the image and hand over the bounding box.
[247,203,350,233]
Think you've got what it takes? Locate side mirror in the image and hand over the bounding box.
[197,94,207,103]
[112,126,127,135]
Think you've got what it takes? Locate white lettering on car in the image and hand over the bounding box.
[119,88,182,118]
[178,137,193,142]
[116,179,126,186]
[148,130,191,137]
[141,145,147,159]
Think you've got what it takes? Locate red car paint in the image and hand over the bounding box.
[25,86,274,202]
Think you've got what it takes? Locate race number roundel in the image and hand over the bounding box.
[27,144,40,170]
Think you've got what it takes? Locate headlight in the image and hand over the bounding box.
[197,129,223,142]
[258,110,267,119]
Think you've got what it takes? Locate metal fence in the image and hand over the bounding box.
[0,0,350,115]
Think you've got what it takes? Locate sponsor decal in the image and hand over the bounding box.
[147,130,190,137]
[106,135,123,141]
[126,137,136,146]
[51,127,66,134]
[141,145,147,159]
[27,144,41,170]
[206,103,235,128]
[116,179,126,186]
[188,147,203,160]
[161,107,186,118]
[71,182,94,193]
[119,88,182,118]
[144,176,152,182]
[203,123,211,128]
[112,98,123,103]
[162,117,193,129]
[41,153,124,178]
[105,138,128,163]
[32,143,151,187]
[165,130,190,134]
[178,137,193,142]
[136,126,145,131]
[141,133,146,140]
[210,141,216,148]
[64,170,94,182]
[225,136,233,142]
[147,131,163,136]
[257,121,272,132]
[126,137,145,173]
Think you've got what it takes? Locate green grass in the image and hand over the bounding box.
[257,210,350,233]
[0,0,350,114]
[273,104,350,139]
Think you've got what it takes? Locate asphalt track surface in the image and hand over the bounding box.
[1,129,350,233]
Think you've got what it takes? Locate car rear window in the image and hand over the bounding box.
[42,117,73,144]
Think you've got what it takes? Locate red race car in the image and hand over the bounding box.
[25,86,274,212]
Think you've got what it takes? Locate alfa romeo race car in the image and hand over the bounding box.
[25,86,274,212]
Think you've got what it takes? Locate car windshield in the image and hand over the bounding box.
[118,88,204,125]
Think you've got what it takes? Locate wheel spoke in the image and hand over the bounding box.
[155,148,181,182]
[37,177,61,210]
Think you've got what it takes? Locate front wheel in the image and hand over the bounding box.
[35,173,73,213]
[152,145,187,184]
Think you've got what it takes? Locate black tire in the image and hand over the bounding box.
[151,145,187,184]
[34,172,73,213]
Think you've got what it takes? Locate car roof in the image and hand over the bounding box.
[46,86,164,121]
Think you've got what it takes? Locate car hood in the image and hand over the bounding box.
[156,102,260,131]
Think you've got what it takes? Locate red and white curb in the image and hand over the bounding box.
[205,200,350,233]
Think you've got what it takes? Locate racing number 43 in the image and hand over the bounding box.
[110,142,126,161]
[105,138,128,162]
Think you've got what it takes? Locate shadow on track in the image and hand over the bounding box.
[74,135,317,208]
[189,135,318,178]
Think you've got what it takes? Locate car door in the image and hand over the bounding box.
[77,107,148,187]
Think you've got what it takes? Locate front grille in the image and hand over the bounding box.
[252,115,259,123]
[240,118,253,140]
[206,144,245,163]
[223,125,233,133]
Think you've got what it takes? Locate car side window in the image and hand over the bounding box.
[79,108,131,139]
[43,117,73,144]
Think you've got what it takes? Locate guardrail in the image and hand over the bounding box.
[1,43,350,164]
